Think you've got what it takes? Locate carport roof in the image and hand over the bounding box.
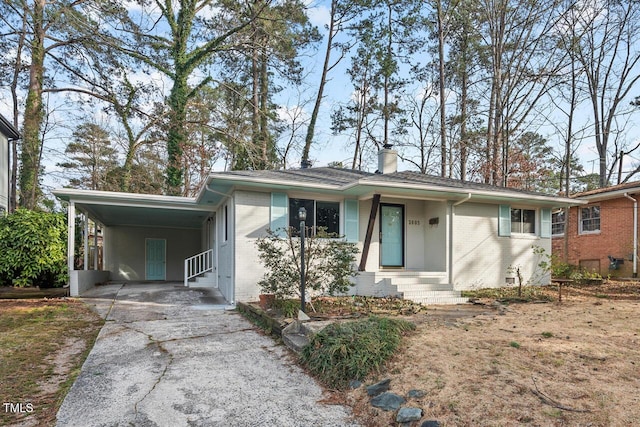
[53,189,211,228]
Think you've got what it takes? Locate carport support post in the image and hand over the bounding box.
[94,221,99,270]
[67,201,75,273]
[83,213,89,270]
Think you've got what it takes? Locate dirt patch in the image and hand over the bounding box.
[0,298,103,426]
[342,282,640,426]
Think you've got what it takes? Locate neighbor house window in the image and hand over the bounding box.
[552,210,565,236]
[511,208,536,234]
[289,198,340,236]
[580,205,600,234]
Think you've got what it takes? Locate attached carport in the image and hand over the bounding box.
[53,189,214,296]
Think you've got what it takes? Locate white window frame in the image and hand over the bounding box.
[552,209,565,236]
[579,205,600,235]
[510,207,537,235]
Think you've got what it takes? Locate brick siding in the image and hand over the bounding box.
[552,194,639,277]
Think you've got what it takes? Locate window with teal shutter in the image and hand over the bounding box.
[540,208,551,238]
[498,205,511,237]
[344,199,359,242]
[270,193,288,235]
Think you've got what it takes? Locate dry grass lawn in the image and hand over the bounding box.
[344,282,640,426]
[0,298,103,426]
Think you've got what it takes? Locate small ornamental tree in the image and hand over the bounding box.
[256,227,359,302]
[0,209,68,287]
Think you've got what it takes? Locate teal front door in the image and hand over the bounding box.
[146,239,166,280]
[380,204,404,267]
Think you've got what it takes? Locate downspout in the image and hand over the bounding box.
[206,184,231,202]
[449,194,472,285]
[624,193,637,277]
[453,193,472,207]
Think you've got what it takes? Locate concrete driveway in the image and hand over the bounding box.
[56,283,357,427]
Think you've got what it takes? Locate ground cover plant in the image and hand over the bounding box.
[300,316,415,390]
[0,299,103,426]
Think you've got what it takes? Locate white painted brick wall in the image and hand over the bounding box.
[233,190,271,302]
[452,202,551,290]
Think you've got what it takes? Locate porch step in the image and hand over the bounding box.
[191,272,216,288]
[408,296,470,305]
[377,271,449,285]
[375,272,468,306]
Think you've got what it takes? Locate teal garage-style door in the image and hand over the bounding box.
[146,238,166,280]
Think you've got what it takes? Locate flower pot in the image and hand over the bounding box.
[259,294,275,310]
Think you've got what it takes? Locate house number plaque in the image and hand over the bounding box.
[408,219,421,225]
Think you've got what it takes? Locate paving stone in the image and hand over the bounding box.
[397,407,423,423]
[370,392,405,411]
[366,378,391,396]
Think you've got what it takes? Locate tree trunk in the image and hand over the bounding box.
[302,0,337,166]
[9,8,27,212]
[166,74,188,195]
[259,51,270,168]
[20,0,46,209]
[437,0,447,177]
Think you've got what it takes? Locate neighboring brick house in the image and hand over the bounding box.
[552,182,640,278]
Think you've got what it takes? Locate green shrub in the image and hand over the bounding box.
[0,209,68,287]
[256,227,359,300]
[300,316,415,389]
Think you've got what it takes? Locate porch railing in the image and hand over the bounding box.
[184,249,213,287]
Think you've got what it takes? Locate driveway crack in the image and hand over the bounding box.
[132,334,174,421]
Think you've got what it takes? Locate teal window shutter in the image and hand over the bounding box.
[540,208,551,238]
[499,205,511,237]
[270,193,288,235]
[344,199,359,242]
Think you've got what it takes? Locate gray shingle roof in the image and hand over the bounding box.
[363,171,556,197]
[220,167,374,186]
[213,167,567,201]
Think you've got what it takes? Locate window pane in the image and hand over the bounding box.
[289,199,314,236]
[581,206,600,232]
[316,201,340,235]
[511,209,522,233]
[552,211,565,235]
[522,209,536,234]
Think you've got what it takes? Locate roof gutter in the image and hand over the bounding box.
[624,193,638,277]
